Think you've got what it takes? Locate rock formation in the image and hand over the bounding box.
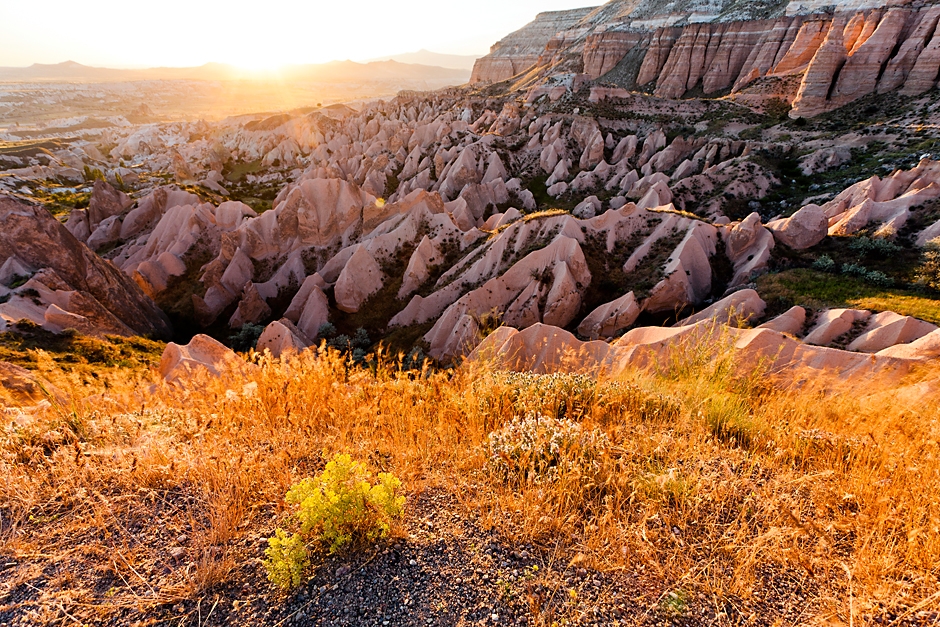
[470,1,940,117]
[0,195,172,339]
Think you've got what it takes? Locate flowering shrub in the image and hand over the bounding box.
[484,413,609,487]
[475,372,682,424]
[263,453,405,589]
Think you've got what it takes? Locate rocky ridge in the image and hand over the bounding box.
[8,81,940,367]
[472,0,940,117]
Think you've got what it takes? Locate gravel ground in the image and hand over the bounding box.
[1,488,936,626]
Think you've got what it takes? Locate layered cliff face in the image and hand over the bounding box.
[473,0,940,117]
[469,8,598,84]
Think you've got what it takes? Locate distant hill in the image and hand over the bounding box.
[365,50,482,71]
[0,60,471,84]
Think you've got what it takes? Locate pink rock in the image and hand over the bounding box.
[767,204,828,249]
[831,9,908,105]
[791,17,849,118]
[725,213,774,286]
[257,319,310,358]
[902,14,940,95]
[676,289,766,328]
[757,306,806,336]
[877,328,940,360]
[847,311,938,353]
[160,334,248,383]
[229,282,272,329]
[803,309,871,346]
[542,262,582,328]
[577,292,640,340]
[469,323,613,374]
[399,236,441,299]
[335,246,384,314]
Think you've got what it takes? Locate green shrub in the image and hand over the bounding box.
[812,255,837,273]
[841,262,869,277]
[849,236,902,258]
[864,270,894,288]
[263,454,405,589]
[229,323,264,353]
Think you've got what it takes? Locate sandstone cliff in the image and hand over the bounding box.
[472,0,940,116]
[470,8,598,84]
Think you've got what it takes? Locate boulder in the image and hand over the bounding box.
[767,205,828,250]
[334,246,384,313]
[804,309,872,346]
[676,289,766,327]
[577,292,640,340]
[757,306,806,336]
[159,334,247,383]
[257,319,311,358]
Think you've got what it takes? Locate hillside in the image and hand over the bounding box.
[471,0,940,117]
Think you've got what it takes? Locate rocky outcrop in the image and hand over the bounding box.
[470,8,596,83]
[758,306,807,336]
[847,311,938,353]
[335,246,384,313]
[767,205,828,249]
[804,308,872,346]
[474,2,940,117]
[0,195,171,339]
[160,334,250,383]
[578,292,640,340]
[583,31,646,79]
[257,319,311,358]
[471,319,920,384]
[813,159,940,239]
[676,289,766,327]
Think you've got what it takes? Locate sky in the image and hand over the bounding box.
[1,0,596,69]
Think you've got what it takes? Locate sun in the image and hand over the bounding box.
[227,53,288,74]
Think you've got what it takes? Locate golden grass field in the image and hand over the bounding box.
[0,333,938,625]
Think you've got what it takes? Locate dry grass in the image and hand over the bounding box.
[1,339,939,623]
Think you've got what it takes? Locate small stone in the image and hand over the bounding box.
[409,559,417,566]
[169,547,185,560]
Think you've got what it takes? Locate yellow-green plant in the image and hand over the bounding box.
[263,453,405,589]
[264,529,309,590]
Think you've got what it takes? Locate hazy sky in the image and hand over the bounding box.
[1,0,596,69]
